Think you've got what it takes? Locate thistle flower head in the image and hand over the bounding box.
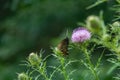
[71,27,91,43]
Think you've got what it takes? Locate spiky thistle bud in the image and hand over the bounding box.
[86,15,106,35]
[28,52,41,66]
[18,73,28,80]
[112,21,120,33]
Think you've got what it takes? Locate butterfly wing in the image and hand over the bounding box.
[57,37,69,56]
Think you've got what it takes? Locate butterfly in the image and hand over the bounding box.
[57,37,69,56]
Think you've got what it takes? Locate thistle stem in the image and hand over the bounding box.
[37,65,50,80]
[60,57,69,80]
[84,49,99,80]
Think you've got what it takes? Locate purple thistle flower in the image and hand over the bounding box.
[71,27,91,43]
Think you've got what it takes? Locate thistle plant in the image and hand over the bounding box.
[16,0,120,80]
[17,13,120,80]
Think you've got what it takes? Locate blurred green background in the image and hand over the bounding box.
[0,0,116,80]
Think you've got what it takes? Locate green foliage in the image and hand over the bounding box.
[18,13,120,80]
[0,0,119,80]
